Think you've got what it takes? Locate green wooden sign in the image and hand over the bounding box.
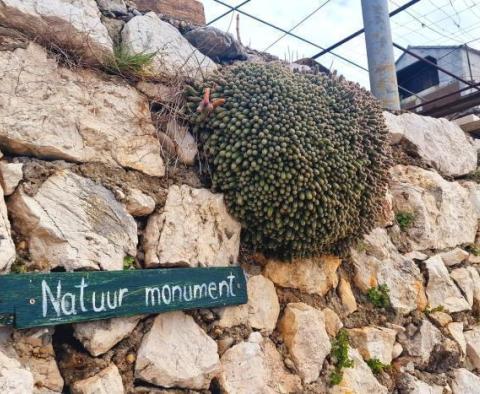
[0,267,247,329]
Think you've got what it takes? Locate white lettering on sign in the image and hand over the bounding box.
[41,279,129,318]
[144,274,237,307]
[41,273,239,318]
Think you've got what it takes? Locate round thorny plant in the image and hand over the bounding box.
[185,62,391,260]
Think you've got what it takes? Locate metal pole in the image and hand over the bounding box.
[361,0,400,110]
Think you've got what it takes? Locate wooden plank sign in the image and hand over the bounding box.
[0,267,247,329]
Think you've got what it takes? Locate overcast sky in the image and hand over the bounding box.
[200,0,480,89]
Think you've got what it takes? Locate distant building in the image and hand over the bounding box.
[395,45,480,116]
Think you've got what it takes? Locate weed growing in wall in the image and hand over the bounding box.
[105,45,156,79]
[366,358,391,374]
[329,329,354,386]
[465,243,480,256]
[123,256,136,270]
[367,284,391,308]
[395,211,415,232]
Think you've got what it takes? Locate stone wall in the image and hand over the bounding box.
[1,1,480,393]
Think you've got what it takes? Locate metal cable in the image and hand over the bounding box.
[207,0,251,25]
[310,0,422,60]
[264,0,333,52]
[212,0,369,71]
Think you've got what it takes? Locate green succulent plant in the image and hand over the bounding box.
[186,63,390,259]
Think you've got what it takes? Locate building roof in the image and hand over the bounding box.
[395,44,480,66]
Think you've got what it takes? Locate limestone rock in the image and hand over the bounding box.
[263,255,341,296]
[401,319,442,364]
[101,16,124,44]
[12,328,64,393]
[428,311,452,327]
[0,0,113,64]
[389,165,477,251]
[279,303,331,384]
[351,228,427,315]
[217,275,280,332]
[0,162,23,196]
[397,373,444,394]
[164,119,198,165]
[0,43,164,177]
[219,332,301,394]
[125,189,155,217]
[348,326,397,364]
[135,312,220,390]
[216,302,248,329]
[448,322,466,355]
[0,349,34,394]
[0,184,15,272]
[451,266,480,308]
[392,342,403,359]
[338,276,357,315]
[439,248,469,266]
[135,81,177,103]
[323,307,343,337]
[404,251,429,261]
[384,112,477,177]
[122,12,216,80]
[184,27,246,62]
[425,256,470,313]
[377,188,395,227]
[73,316,141,356]
[469,253,480,264]
[72,364,123,394]
[132,0,206,25]
[451,368,480,394]
[464,325,480,369]
[462,180,480,218]
[427,337,462,373]
[328,348,387,394]
[97,0,127,14]
[8,170,137,271]
[144,185,240,268]
[242,276,279,332]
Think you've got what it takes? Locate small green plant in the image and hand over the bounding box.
[366,358,391,374]
[10,258,27,274]
[329,369,343,386]
[367,284,391,308]
[355,240,368,253]
[424,304,445,315]
[466,167,480,182]
[329,329,354,386]
[105,45,156,78]
[465,243,480,256]
[123,256,135,270]
[395,211,415,231]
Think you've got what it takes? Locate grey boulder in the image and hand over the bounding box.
[184,26,246,62]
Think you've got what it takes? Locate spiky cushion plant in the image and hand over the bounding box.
[186,63,390,259]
